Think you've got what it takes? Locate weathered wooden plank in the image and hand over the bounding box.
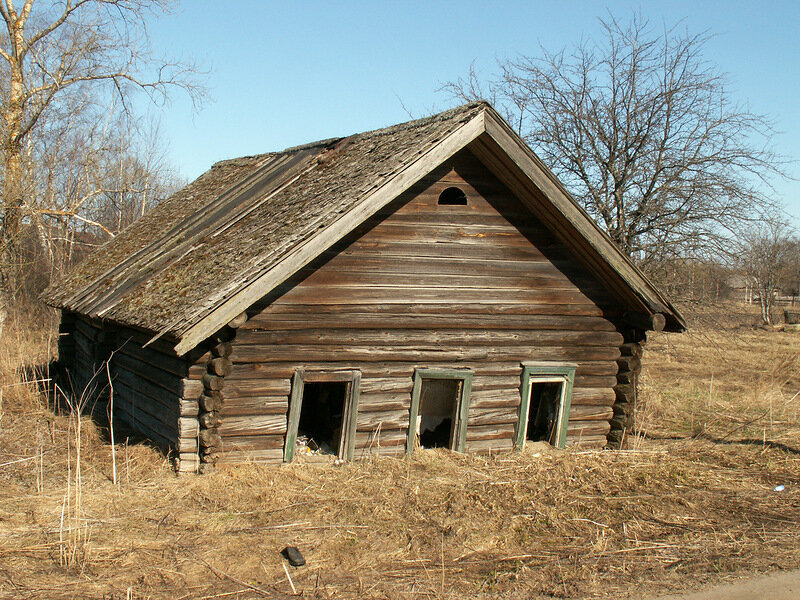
[290,267,600,292]
[234,329,624,349]
[275,285,601,307]
[322,242,592,270]
[466,423,516,440]
[178,417,199,438]
[372,206,538,226]
[566,421,611,436]
[73,316,101,341]
[230,345,620,364]
[180,399,199,417]
[116,341,188,378]
[219,414,286,437]
[221,397,288,417]
[113,399,175,448]
[177,437,198,452]
[355,429,408,448]
[245,311,618,332]
[221,378,292,397]
[112,366,180,418]
[571,387,616,406]
[468,391,520,409]
[358,377,414,394]
[217,448,284,464]
[182,378,204,399]
[575,375,618,388]
[356,394,410,413]
[177,453,199,472]
[220,434,285,451]
[229,362,487,380]
[344,217,546,244]
[255,301,607,318]
[188,364,206,378]
[467,407,519,427]
[356,409,409,431]
[568,405,613,421]
[114,352,185,397]
[72,328,97,365]
[112,372,179,425]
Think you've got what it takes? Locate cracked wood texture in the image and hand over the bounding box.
[222,149,623,463]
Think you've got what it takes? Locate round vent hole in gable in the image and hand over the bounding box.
[437,186,468,206]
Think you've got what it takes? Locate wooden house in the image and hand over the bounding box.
[43,102,685,473]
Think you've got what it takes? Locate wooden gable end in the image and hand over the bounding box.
[218,148,622,463]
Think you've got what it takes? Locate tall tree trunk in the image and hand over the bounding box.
[1,5,27,318]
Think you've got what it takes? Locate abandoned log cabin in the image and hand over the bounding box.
[42,102,685,473]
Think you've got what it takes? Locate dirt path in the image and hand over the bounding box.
[649,570,800,600]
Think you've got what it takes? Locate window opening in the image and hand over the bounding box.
[418,378,461,448]
[516,363,575,450]
[437,186,468,205]
[297,381,348,455]
[407,368,472,453]
[284,370,361,462]
[526,381,564,444]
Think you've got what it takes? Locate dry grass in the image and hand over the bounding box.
[1,303,799,600]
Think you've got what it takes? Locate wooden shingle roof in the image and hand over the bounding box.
[43,102,684,355]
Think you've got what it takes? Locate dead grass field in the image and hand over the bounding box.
[1,303,799,600]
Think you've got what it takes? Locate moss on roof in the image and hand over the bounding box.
[43,103,486,339]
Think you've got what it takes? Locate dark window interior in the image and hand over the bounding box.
[526,382,563,444]
[418,378,461,448]
[437,186,468,205]
[297,381,348,454]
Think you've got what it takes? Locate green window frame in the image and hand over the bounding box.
[406,368,473,454]
[284,368,361,463]
[515,362,576,450]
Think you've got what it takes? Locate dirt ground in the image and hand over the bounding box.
[1,301,798,599]
[648,569,800,599]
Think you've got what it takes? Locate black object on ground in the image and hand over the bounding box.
[281,546,306,567]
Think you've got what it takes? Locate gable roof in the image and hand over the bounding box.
[43,102,685,355]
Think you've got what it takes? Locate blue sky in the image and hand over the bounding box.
[146,0,800,226]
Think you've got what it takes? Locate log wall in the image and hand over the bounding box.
[606,328,647,448]
[221,149,625,463]
[58,311,201,472]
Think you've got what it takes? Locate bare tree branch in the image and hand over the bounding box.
[443,13,789,267]
[0,0,205,313]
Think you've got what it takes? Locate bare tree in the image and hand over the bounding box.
[0,0,202,321]
[28,104,181,286]
[443,14,786,268]
[737,221,798,324]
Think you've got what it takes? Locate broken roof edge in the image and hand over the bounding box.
[208,102,490,172]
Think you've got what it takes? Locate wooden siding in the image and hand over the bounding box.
[58,312,200,471]
[223,149,622,462]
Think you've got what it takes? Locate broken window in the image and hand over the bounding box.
[407,369,472,453]
[515,362,576,449]
[297,382,347,454]
[284,370,361,462]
